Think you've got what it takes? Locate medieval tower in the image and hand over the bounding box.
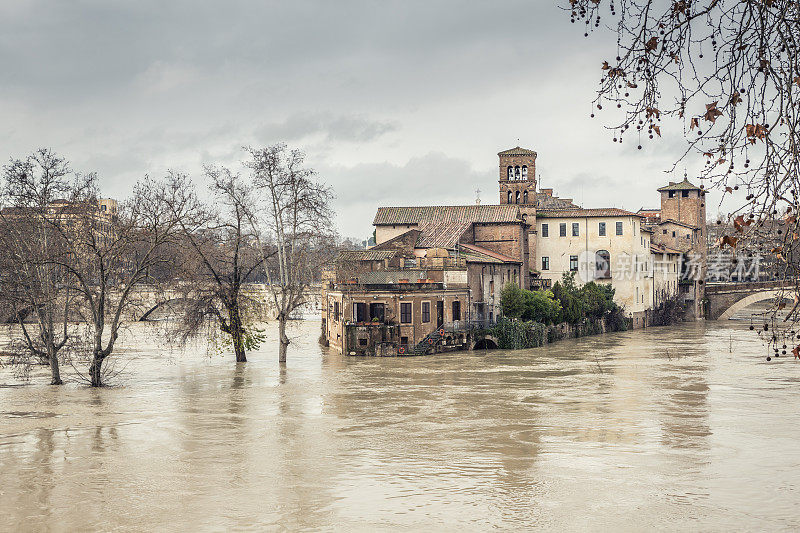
[498,146,538,281]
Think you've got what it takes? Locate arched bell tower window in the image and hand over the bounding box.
[514,166,521,180]
[523,191,528,204]
[515,191,520,204]
[522,166,528,179]
[507,166,513,180]
[595,250,611,279]
[507,191,512,203]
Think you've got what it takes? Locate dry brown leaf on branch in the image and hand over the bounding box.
[673,1,688,13]
[745,123,768,142]
[645,37,658,52]
[704,101,723,122]
[725,186,734,193]
[730,92,742,105]
[720,235,738,249]
[793,345,800,360]
[690,117,700,130]
[602,61,611,70]
[733,214,753,232]
[652,125,661,137]
[646,107,660,119]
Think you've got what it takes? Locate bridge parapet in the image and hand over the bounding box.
[706,280,796,320]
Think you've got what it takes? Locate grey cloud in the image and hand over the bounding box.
[1,0,719,238]
[320,152,492,238]
[257,113,399,144]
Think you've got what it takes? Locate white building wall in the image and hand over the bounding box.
[651,252,681,301]
[535,215,655,314]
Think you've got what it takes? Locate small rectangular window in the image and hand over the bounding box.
[541,223,549,237]
[452,301,461,321]
[572,223,579,236]
[616,221,623,235]
[569,255,578,272]
[559,223,567,237]
[334,301,340,321]
[682,190,689,197]
[598,222,606,236]
[542,257,549,270]
[353,302,366,322]
[669,191,675,198]
[422,301,430,323]
[400,302,412,324]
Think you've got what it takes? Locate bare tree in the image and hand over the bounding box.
[50,174,193,386]
[247,144,335,363]
[168,169,270,363]
[567,0,800,345]
[0,149,84,385]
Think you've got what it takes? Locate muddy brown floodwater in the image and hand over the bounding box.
[1,318,799,531]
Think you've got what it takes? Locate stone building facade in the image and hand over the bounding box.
[321,146,701,355]
[639,178,708,316]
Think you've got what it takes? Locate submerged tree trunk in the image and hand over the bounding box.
[48,345,62,385]
[89,352,104,387]
[229,305,247,363]
[278,312,289,363]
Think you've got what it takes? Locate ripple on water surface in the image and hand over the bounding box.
[0,319,799,531]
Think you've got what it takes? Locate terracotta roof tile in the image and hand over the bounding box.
[416,221,471,248]
[373,205,522,225]
[650,244,684,255]
[337,250,397,261]
[459,243,520,264]
[536,207,643,218]
[657,178,701,191]
[659,218,699,229]
[498,146,537,157]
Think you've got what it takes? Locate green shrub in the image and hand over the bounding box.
[491,317,548,350]
[500,284,562,325]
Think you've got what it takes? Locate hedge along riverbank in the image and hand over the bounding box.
[483,315,628,351]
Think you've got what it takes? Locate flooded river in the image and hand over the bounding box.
[1,318,799,531]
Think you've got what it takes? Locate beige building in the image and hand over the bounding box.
[534,208,660,320]
[321,146,703,355]
[639,177,708,316]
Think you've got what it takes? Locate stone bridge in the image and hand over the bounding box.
[132,284,322,321]
[2,284,322,324]
[705,280,797,320]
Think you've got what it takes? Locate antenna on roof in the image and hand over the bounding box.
[475,188,481,205]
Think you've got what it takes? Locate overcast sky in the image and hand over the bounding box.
[0,1,733,239]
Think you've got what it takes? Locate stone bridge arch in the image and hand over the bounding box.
[715,290,788,320]
[138,297,198,321]
[472,335,499,350]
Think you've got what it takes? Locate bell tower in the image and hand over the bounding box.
[498,146,538,288]
[498,146,537,213]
